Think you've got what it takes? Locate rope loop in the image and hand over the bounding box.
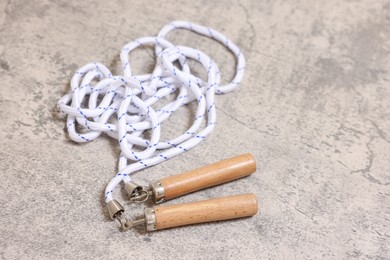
[57,21,246,203]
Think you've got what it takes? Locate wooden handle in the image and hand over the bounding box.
[154,193,258,230]
[160,153,256,200]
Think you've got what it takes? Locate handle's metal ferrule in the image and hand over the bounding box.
[150,180,165,204]
[145,207,157,231]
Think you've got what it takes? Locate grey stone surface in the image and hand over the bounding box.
[0,0,389,259]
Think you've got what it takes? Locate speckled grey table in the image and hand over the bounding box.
[0,0,389,259]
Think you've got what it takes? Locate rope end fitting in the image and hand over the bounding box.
[106,199,129,230]
[124,181,151,203]
[107,199,124,220]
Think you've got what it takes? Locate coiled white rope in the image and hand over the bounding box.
[57,21,245,204]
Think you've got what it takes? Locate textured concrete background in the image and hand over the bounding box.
[0,0,389,259]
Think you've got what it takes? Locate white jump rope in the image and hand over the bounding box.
[57,20,245,207]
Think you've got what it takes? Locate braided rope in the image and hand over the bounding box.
[57,21,245,203]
